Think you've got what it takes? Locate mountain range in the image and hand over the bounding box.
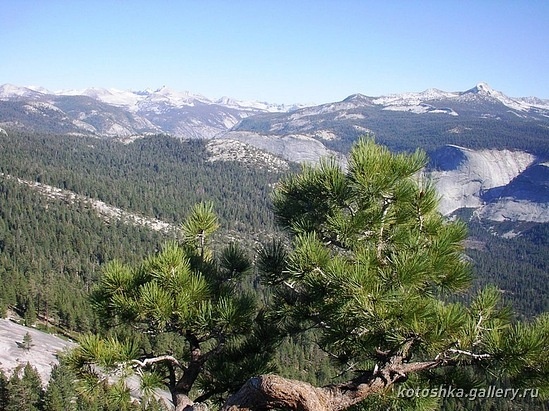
[1,82,548,225]
[0,84,303,139]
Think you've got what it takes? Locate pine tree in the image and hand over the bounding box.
[43,363,76,411]
[23,297,37,326]
[67,202,278,411]
[21,331,34,351]
[223,138,549,410]
[67,138,549,411]
[7,363,43,411]
[0,370,9,411]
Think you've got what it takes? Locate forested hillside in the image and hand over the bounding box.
[466,218,549,317]
[0,132,288,329]
[0,132,282,232]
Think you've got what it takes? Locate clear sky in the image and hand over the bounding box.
[2,0,548,104]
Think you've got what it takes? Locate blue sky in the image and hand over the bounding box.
[2,0,548,104]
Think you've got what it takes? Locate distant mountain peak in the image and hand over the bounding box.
[343,93,371,103]
[418,87,457,100]
[473,82,493,93]
[464,82,500,97]
[458,82,539,111]
[0,84,44,99]
[1,82,548,142]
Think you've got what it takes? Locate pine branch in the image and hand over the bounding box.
[376,195,393,263]
[444,348,491,360]
[131,355,184,370]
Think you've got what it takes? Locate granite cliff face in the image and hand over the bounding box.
[0,318,75,383]
[478,162,549,223]
[425,145,547,222]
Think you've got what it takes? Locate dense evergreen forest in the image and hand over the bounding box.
[0,131,289,327]
[0,131,547,410]
[467,219,549,317]
[0,131,285,231]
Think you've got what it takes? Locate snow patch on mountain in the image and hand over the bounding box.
[368,83,548,117]
[28,101,65,113]
[52,86,299,114]
[458,83,533,112]
[381,103,458,115]
[372,89,461,115]
[373,88,457,107]
[0,84,45,100]
[215,96,306,113]
[63,87,143,108]
[23,102,68,119]
[517,96,549,110]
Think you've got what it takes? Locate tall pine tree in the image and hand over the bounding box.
[7,363,43,411]
[223,139,549,410]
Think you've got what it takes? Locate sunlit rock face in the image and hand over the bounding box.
[428,145,549,222]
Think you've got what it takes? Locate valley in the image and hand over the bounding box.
[0,83,547,410]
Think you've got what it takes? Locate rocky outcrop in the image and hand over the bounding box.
[215,131,342,164]
[428,145,548,222]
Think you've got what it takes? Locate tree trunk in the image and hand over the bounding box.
[222,358,440,411]
[172,391,210,411]
[171,358,205,411]
[171,331,211,410]
[222,375,329,411]
[173,391,195,411]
